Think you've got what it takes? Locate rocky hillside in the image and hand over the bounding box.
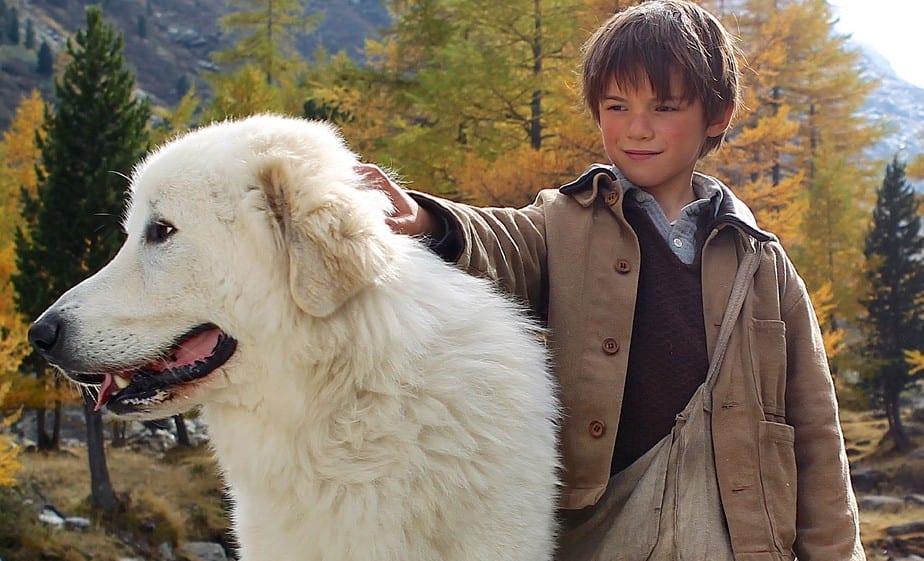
[855,41,924,175]
[0,0,389,129]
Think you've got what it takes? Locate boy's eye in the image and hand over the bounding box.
[604,103,627,112]
[655,104,679,112]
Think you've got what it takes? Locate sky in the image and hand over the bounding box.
[826,0,924,89]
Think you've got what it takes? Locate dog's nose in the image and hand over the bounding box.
[29,312,63,357]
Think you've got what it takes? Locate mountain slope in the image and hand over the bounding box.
[0,0,389,130]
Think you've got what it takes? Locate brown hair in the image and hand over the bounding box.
[581,0,741,157]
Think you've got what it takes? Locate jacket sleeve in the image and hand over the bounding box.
[408,191,551,311]
[779,251,866,561]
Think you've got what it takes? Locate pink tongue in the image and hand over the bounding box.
[152,328,221,371]
[94,374,118,411]
[93,328,222,411]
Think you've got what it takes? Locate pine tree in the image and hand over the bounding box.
[860,157,924,452]
[13,5,151,512]
[36,41,54,75]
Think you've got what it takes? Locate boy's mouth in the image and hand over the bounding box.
[624,150,660,161]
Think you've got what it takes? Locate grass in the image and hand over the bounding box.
[0,442,232,561]
[840,406,924,559]
[0,406,921,560]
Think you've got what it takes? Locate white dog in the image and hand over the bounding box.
[28,115,560,561]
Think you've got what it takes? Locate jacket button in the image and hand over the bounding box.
[615,259,631,274]
[604,191,620,206]
[589,420,606,438]
[602,338,619,354]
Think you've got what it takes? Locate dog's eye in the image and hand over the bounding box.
[145,220,176,244]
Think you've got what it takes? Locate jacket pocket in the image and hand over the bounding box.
[758,420,797,555]
[749,319,787,422]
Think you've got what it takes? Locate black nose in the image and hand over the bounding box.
[29,312,63,357]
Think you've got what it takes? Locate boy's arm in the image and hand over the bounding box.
[780,257,865,561]
[357,163,549,306]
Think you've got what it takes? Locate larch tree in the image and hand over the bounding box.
[860,158,924,452]
[702,0,881,368]
[205,0,319,121]
[365,0,594,198]
[13,6,150,513]
[0,91,55,431]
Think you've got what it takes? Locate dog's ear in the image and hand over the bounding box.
[259,159,398,317]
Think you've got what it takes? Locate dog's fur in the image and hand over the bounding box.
[29,115,560,561]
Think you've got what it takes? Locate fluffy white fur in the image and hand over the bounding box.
[32,115,560,561]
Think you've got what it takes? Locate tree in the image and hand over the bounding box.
[4,6,17,45]
[860,158,924,452]
[13,5,151,513]
[24,18,34,49]
[359,0,604,199]
[212,0,318,86]
[36,41,54,75]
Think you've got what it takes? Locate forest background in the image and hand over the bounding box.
[0,0,923,559]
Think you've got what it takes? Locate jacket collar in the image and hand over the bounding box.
[559,164,775,242]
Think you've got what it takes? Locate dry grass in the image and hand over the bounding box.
[1,442,231,561]
[840,407,924,559]
[2,406,923,560]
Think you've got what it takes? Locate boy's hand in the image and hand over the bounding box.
[356,163,437,237]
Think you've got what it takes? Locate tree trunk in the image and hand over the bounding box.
[82,396,118,512]
[885,391,912,452]
[111,421,127,448]
[51,398,62,448]
[35,407,53,450]
[174,414,191,447]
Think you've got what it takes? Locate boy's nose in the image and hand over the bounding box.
[626,113,653,139]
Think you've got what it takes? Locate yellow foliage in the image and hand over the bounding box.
[907,350,924,376]
[0,381,22,487]
[809,281,845,364]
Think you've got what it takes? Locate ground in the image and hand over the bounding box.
[0,405,922,560]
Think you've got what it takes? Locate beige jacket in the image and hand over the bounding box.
[413,167,865,561]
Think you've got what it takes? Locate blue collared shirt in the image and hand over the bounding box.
[617,171,723,265]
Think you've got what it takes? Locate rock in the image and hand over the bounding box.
[38,506,65,527]
[907,494,924,507]
[887,521,924,536]
[64,516,92,530]
[177,542,228,561]
[852,468,885,493]
[858,494,906,513]
[158,541,175,561]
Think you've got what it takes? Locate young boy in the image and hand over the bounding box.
[362,1,865,559]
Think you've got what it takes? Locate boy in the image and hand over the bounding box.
[362,1,865,559]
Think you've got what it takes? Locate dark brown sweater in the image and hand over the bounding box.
[610,201,710,475]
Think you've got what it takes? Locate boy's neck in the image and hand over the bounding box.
[640,183,696,223]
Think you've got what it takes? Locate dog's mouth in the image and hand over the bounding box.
[71,324,237,415]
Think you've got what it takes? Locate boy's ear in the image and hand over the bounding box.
[706,104,735,137]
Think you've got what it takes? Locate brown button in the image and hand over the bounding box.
[604,191,620,206]
[589,420,606,438]
[615,259,631,274]
[602,338,619,354]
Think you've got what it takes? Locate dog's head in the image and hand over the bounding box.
[27,115,399,418]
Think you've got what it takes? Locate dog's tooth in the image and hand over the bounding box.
[114,375,131,389]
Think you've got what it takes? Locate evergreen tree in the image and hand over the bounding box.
[36,41,53,75]
[5,6,17,45]
[24,18,34,49]
[13,5,150,512]
[860,157,924,452]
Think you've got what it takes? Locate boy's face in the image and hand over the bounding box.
[598,71,730,197]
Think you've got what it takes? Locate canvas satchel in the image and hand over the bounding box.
[556,244,763,561]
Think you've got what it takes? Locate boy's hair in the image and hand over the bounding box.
[581,0,741,157]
